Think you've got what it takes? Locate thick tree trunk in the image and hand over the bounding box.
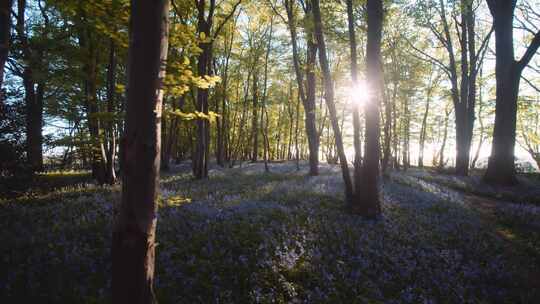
[312,0,353,201]
[17,0,43,172]
[354,0,383,218]
[111,0,169,303]
[483,0,540,185]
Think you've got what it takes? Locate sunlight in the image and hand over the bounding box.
[346,79,371,107]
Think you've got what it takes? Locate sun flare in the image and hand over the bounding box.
[346,79,371,107]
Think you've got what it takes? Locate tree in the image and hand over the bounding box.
[346,0,363,195]
[354,0,383,218]
[16,0,45,171]
[484,0,540,185]
[278,0,320,175]
[193,0,242,179]
[311,0,354,202]
[111,0,169,302]
[410,0,491,176]
[0,0,13,98]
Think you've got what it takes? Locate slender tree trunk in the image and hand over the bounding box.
[112,0,169,303]
[471,68,484,169]
[418,76,433,168]
[251,73,259,162]
[381,86,393,173]
[402,97,410,170]
[346,0,363,191]
[312,0,353,201]
[295,94,301,170]
[285,0,319,175]
[217,25,235,166]
[439,106,450,169]
[105,39,117,184]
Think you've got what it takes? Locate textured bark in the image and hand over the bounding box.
[111,0,169,303]
[484,0,540,185]
[0,0,13,96]
[311,0,353,202]
[354,0,383,218]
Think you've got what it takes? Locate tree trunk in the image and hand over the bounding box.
[418,75,433,168]
[438,106,450,169]
[112,0,169,303]
[251,73,259,162]
[402,97,410,170]
[0,0,13,99]
[194,2,213,179]
[285,0,319,175]
[484,0,540,185]
[17,0,44,172]
[217,27,235,167]
[105,39,117,184]
[346,0,363,190]
[354,0,383,218]
[311,0,353,201]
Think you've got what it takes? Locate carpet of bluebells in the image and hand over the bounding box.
[1,162,540,303]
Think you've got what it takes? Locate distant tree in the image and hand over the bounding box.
[111,0,169,302]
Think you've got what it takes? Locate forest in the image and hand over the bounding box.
[1,0,540,302]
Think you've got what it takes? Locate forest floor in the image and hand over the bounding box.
[1,162,540,303]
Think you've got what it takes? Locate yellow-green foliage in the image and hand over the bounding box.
[167,110,220,123]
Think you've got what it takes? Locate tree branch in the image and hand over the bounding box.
[517,29,540,71]
[213,0,242,39]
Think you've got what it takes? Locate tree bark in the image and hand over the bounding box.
[484,0,540,185]
[251,73,259,161]
[311,0,353,201]
[105,38,117,184]
[17,0,44,172]
[354,0,383,218]
[0,0,13,98]
[112,0,169,303]
[285,0,319,175]
[346,0,363,191]
[193,0,214,179]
